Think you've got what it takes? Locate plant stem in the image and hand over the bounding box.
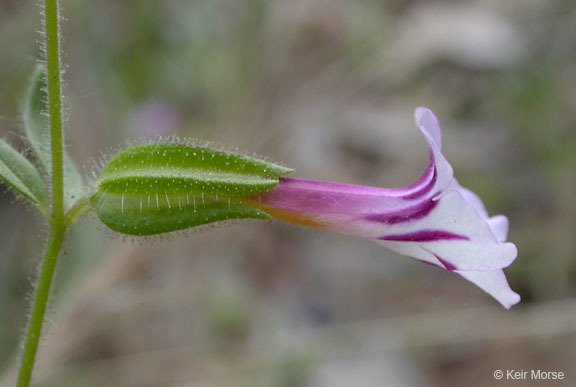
[45,0,65,222]
[65,197,91,226]
[16,0,67,385]
[16,224,66,387]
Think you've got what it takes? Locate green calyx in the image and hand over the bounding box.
[91,143,293,235]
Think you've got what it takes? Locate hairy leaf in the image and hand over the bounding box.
[24,65,85,209]
[0,138,48,210]
[91,144,293,235]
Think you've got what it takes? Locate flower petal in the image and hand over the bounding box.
[415,107,442,148]
[370,189,516,271]
[414,107,453,190]
[453,183,489,219]
[455,269,520,309]
[487,215,509,243]
[249,107,519,308]
[448,177,510,243]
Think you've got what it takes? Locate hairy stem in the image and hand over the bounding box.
[17,0,67,385]
[16,224,66,387]
[45,0,65,222]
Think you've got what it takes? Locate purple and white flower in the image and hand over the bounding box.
[249,107,520,309]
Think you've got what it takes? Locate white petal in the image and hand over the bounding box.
[375,240,516,271]
[369,189,517,271]
[456,269,520,309]
[487,215,509,242]
[415,107,442,148]
[453,182,489,219]
[450,176,510,242]
[414,107,454,189]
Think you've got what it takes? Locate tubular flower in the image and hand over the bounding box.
[248,107,520,309]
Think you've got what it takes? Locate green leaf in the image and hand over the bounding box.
[0,138,48,211]
[91,144,293,235]
[24,66,50,169]
[24,65,85,209]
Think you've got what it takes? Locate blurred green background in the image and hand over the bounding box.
[1,0,575,386]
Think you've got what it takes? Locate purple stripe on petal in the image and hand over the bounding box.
[379,230,470,242]
[418,256,457,271]
[434,254,458,271]
[365,197,438,224]
[402,167,437,200]
[395,161,434,195]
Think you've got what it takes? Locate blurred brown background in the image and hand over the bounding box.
[1,0,575,386]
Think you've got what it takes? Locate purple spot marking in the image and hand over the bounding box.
[433,254,458,271]
[379,230,469,242]
[403,168,437,200]
[365,198,438,224]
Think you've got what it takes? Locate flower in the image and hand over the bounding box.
[248,107,520,309]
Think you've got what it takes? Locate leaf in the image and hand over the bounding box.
[23,66,50,170]
[24,65,85,209]
[62,154,86,208]
[0,138,49,210]
[91,143,293,235]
